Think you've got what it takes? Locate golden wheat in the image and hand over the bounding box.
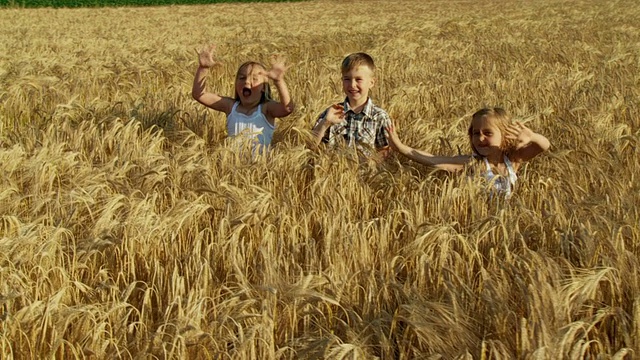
[1,0,639,358]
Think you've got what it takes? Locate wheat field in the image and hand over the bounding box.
[1,0,639,358]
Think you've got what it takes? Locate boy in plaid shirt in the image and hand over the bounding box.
[311,53,393,158]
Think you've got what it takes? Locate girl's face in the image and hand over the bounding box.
[235,64,266,105]
[470,116,504,157]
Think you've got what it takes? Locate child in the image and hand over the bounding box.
[192,44,294,152]
[311,52,393,158]
[387,107,551,198]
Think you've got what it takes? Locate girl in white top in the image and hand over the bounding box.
[386,108,551,198]
[192,44,294,152]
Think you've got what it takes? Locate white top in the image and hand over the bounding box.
[482,155,518,199]
[226,102,275,148]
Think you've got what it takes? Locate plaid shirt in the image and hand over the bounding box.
[315,97,392,151]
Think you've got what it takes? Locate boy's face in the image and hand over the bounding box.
[342,65,375,106]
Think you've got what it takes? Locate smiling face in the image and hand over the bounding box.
[340,53,377,109]
[469,115,504,157]
[234,62,268,106]
[468,108,513,158]
[342,65,375,108]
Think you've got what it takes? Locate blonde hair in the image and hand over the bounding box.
[467,107,515,155]
[341,53,376,73]
[234,61,272,103]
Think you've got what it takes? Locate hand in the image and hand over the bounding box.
[262,55,288,82]
[505,122,534,149]
[324,103,345,125]
[196,44,218,68]
[384,124,402,151]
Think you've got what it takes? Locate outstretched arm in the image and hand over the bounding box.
[191,44,234,114]
[310,104,344,147]
[506,122,551,163]
[263,55,294,118]
[386,126,470,172]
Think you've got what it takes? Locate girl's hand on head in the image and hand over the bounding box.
[325,103,345,125]
[263,55,288,82]
[506,122,534,148]
[196,44,217,68]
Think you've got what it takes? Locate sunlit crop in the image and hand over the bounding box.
[1,0,639,358]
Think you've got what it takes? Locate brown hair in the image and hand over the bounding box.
[467,107,515,155]
[234,61,272,103]
[341,53,376,74]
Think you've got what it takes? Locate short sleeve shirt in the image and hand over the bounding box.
[315,97,392,151]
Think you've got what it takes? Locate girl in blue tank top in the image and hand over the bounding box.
[192,44,294,153]
[386,108,551,199]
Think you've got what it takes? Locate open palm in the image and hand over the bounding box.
[264,55,288,81]
[197,44,217,68]
[506,122,534,148]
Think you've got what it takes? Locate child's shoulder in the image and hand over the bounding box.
[367,100,391,120]
[363,97,384,111]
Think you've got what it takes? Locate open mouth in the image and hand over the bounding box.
[242,88,252,97]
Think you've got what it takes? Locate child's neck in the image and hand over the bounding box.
[348,97,368,114]
[237,99,260,115]
[484,152,505,167]
[483,153,509,175]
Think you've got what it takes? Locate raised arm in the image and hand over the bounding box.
[506,122,551,164]
[386,126,470,172]
[191,44,234,114]
[263,55,294,118]
[310,104,345,147]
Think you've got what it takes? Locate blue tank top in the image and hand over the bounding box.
[226,102,275,147]
[482,155,518,199]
